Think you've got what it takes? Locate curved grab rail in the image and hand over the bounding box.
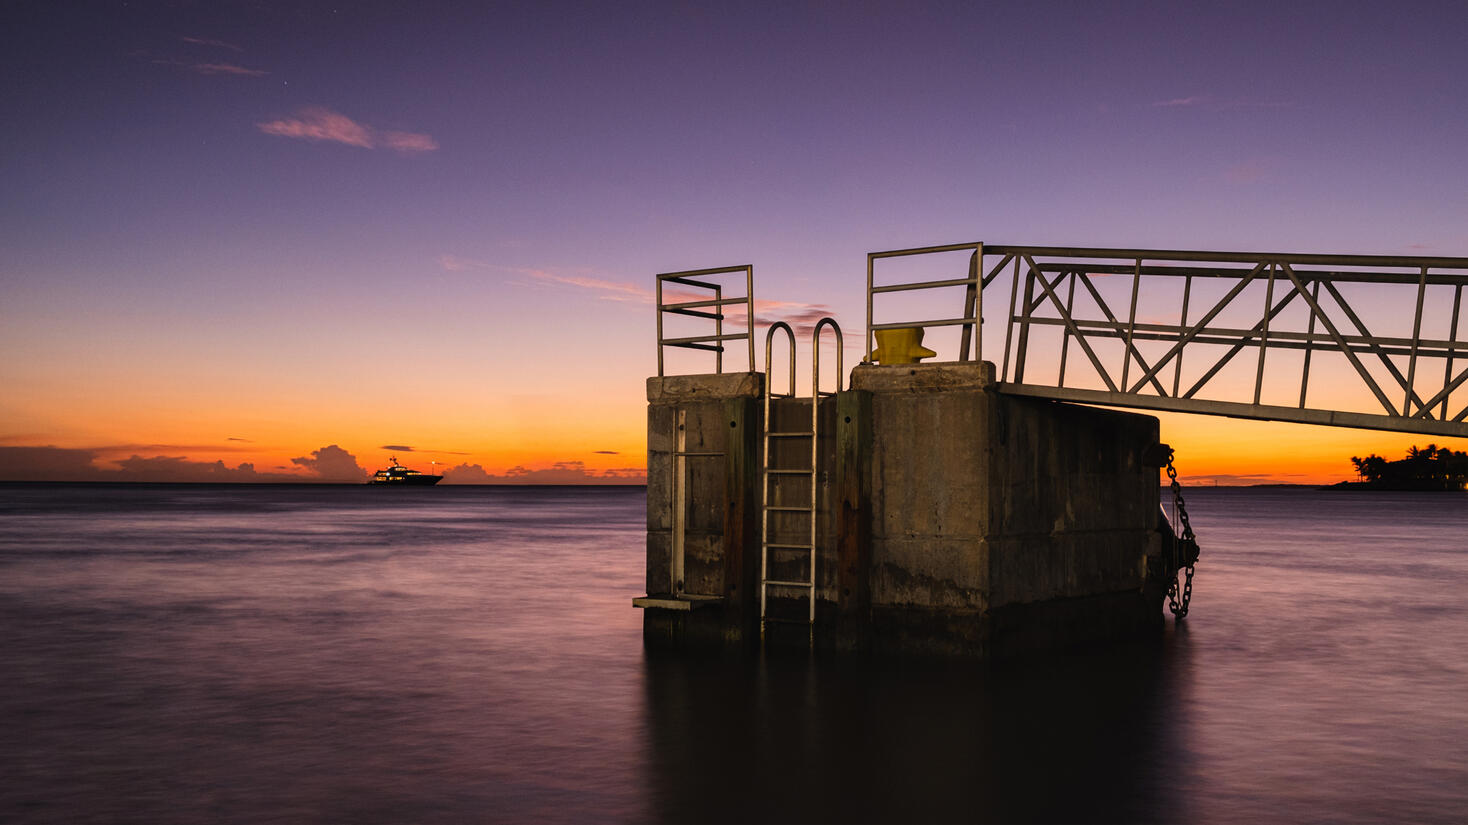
[764,322,797,399]
[812,318,844,397]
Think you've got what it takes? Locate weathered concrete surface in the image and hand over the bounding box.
[852,361,1161,656]
[647,372,762,404]
[641,372,762,647]
[640,362,1165,658]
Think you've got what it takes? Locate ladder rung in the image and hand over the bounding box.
[762,617,813,625]
[675,451,724,457]
[764,543,813,550]
[763,580,813,588]
[764,468,812,475]
[765,505,813,512]
[767,431,814,438]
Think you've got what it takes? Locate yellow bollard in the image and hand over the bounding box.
[868,327,937,365]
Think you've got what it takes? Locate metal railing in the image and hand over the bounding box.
[656,265,755,376]
[988,246,1468,438]
[866,242,987,363]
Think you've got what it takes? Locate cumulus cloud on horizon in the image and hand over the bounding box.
[289,445,368,481]
[0,444,372,483]
[442,460,645,485]
[258,107,438,154]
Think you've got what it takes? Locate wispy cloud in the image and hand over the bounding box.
[258,107,437,154]
[1224,159,1271,183]
[192,62,268,77]
[438,255,648,303]
[437,254,835,331]
[436,254,477,272]
[151,57,268,77]
[382,131,439,154]
[1151,95,1293,110]
[593,450,619,455]
[258,107,374,148]
[531,269,649,302]
[372,443,470,456]
[182,35,243,52]
[750,300,837,336]
[1153,96,1207,108]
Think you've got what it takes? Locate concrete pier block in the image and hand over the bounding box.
[639,362,1166,657]
[852,362,1161,656]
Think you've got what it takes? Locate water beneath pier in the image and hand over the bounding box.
[2,484,1465,823]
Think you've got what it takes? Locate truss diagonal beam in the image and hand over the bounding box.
[1125,262,1267,394]
[1318,279,1431,416]
[1279,263,1398,416]
[1013,268,1067,382]
[1022,255,1118,392]
[1412,362,1468,420]
[1183,284,1303,399]
[1072,271,1168,396]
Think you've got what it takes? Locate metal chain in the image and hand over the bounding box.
[1165,451,1199,618]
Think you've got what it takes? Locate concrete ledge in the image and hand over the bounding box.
[850,361,995,393]
[648,372,763,403]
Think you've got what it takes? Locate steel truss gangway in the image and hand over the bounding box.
[865,243,1468,439]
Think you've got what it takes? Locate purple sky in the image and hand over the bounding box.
[3,1,1466,483]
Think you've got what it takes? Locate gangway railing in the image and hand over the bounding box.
[990,246,1468,438]
[656,265,755,376]
[863,243,1468,438]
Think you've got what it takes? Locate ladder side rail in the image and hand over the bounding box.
[761,322,797,630]
[811,318,844,625]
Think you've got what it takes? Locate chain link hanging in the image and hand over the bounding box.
[1164,450,1200,618]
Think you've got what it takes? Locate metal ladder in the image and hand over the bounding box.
[760,318,843,638]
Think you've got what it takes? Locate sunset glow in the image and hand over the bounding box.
[4,2,1466,484]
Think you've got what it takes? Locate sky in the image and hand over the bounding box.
[2,0,1466,484]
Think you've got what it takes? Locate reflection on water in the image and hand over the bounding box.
[1,484,1465,823]
[643,641,1192,824]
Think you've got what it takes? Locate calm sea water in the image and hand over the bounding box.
[1,483,1465,824]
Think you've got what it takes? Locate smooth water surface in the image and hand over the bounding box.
[1,484,1465,823]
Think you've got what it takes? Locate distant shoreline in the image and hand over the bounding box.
[1325,480,1468,492]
